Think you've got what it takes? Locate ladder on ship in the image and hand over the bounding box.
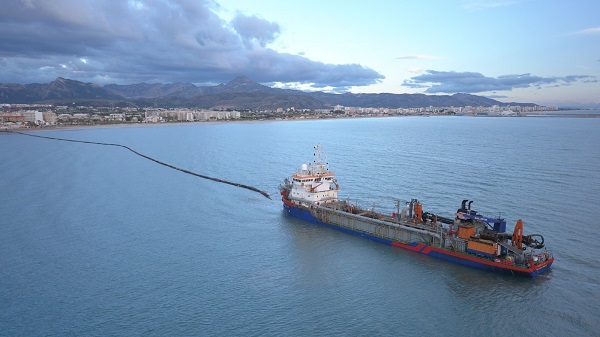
[499,241,524,259]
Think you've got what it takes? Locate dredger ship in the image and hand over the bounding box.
[280,146,553,277]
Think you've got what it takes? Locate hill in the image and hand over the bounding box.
[0,76,538,109]
[0,77,125,103]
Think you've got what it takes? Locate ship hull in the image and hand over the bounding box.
[283,203,553,277]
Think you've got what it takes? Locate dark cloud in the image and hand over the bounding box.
[231,14,280,47]
[403,70,594,93]
[0,0,383,89]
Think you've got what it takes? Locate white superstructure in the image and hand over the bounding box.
[285,146,339,206]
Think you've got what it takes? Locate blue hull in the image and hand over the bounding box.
[284,203,394,245]
[283,203,553,277]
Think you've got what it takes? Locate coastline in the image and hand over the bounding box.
[2,111,599,133]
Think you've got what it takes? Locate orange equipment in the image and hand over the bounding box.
[457,225,475,239]
[511,219,524,250]
[414,201,423,222]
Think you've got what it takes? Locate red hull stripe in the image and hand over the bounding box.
[423,245,554,273]
[394,238,553,273]
[391,241,424,252]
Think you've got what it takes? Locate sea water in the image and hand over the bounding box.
[1,115,599,336]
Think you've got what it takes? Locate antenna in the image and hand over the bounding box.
[313,145,323,164]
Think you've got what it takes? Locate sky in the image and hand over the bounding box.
[0,0,598,107]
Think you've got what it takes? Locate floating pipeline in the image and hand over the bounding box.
[4,130,271,199]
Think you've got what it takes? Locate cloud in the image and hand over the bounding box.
[231,14,280,47]
[272,81,337,93]
[406,67,425,74]
[402,70,594,93]
[572,27,600,35]
[396,55,442,60]
[462,1,516,11]
[0,0,383,89]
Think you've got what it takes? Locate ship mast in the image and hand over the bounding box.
[310,145,329,175]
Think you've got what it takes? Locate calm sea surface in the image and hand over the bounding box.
[1,114,600,336]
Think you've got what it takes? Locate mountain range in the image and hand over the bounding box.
[0,76,537,109]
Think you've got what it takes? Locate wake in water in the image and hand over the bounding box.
[5,130,271,199]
